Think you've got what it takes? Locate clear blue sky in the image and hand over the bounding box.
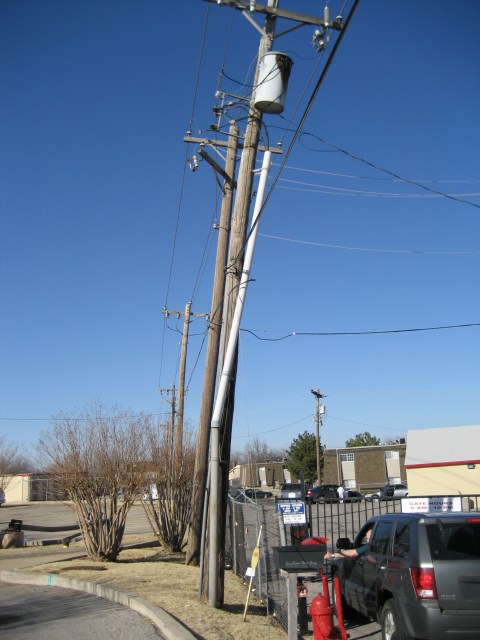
[1,0,479,457]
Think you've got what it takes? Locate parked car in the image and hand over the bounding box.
[330,511,480,639]
[337,489,363,503]
[280,483,313,500]
[306,484,340,503]
[228,487,273,502]
[365,483,408,501]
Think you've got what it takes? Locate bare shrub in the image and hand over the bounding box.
[142,422,195,552]
[37,403,151,561]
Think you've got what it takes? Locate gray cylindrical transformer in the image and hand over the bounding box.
[254,52,293,114]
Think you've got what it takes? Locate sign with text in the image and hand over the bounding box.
[277,499,306,524]
[401,496,462,513]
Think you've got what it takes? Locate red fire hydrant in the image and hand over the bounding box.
[309,573,336,639]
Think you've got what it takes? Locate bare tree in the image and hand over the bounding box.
[37,403,151,561]
[231,437,285,465]
[141,422,195,552]
[0,437,33,491]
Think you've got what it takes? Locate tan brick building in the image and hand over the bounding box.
[323,443,407,491]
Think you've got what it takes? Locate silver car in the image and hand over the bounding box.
[367,483,408,501]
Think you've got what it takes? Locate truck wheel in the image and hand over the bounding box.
[381,600,412,640]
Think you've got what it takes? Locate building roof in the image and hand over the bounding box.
[405,425,480,468]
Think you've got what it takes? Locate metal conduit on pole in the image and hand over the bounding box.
[208,150,272,607]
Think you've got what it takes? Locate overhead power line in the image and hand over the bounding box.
[274,162,480,185]
[298,132,480,211]
[241,322,480,341]
[259,233,480,255]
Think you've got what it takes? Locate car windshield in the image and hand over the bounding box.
[426,520,480,560]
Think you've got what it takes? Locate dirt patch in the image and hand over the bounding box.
[14,538,287,640]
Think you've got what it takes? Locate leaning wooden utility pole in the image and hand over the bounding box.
[209,2,278,607]
[186,123,239,566]
[201,0,356,609]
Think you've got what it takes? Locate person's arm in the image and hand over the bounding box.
[325,548,358,560]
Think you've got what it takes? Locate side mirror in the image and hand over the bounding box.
[336,537,353,550]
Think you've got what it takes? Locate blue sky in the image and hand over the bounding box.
[1,0,479,456]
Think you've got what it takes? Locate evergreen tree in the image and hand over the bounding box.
[345,431,381,447]
[286,431,318,483]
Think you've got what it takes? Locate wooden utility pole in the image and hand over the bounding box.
[209,2,277,608]
[176,301,192,466]
[162,305,206,469]
[199,0,354,609]
[311,389,326,484]
[159,385,177,453]
[186,123,239,566]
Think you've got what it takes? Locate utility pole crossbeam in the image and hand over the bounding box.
[183,136,283,155]
[204,1,343,31]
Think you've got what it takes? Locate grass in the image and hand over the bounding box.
[11,535,287,640]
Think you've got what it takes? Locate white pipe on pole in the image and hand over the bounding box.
[208,150,272,607]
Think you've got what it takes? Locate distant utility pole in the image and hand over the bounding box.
[176,301,191,465]
[159,385,177,452]
[162,305,206,467]
[311,389,326,484]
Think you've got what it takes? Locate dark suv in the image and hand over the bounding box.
[306,484,339,503]
[280,483,312,500]
[331,512,480,639]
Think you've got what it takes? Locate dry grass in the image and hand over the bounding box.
[15,537,287,640]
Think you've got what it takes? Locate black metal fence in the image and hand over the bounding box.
[226,494,480,634]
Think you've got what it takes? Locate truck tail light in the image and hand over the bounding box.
[411,567,437,600]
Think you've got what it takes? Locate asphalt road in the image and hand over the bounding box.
[0,582,162,640]
[0,503,168,639]
[0,501,153,544]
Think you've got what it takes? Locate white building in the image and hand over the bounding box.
[405,425,480,496]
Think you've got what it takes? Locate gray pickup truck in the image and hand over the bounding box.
[331,512,480,640]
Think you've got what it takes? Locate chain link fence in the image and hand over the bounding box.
[226,494,480,634]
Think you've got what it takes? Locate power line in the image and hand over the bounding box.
[259,232,480,255]
[241,322,480,341]
[274,162,480,185]
[232,414,312,438]
[298,132,480,210]
[275,178,480,199]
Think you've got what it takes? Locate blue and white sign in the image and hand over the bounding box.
[277,499,306,524]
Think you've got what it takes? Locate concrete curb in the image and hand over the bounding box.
[0,569,198,640]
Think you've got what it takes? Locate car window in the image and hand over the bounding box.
[370,521,392,554]
[393,523,410,558]
[426,522,480,560]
